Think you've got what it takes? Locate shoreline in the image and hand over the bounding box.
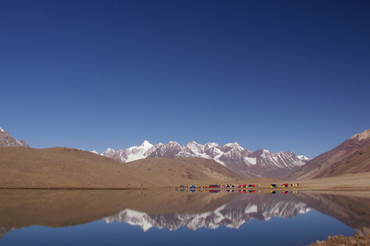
[308,233,370,246]
[1,183,370,192]
[1,188,369,245]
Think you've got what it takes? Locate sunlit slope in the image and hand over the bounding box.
[284,129,370,180]
[313,145,370,178]
[0,147,241,188]
[0,147,173,188]
[124,157,242,182]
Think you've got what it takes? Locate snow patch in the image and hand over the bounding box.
[244,157,257,165]
[225,142,243,150]
[244,205,258,214]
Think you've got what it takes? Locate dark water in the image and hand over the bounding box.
[1,190,369,246]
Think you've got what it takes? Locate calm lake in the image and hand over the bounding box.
[1,189,369,246]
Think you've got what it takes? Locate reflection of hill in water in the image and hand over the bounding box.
[1,190,370,238]
[0,227,14,239]
[295,192,370,235]
[104,193,311,231]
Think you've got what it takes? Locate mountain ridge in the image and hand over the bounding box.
[0,127,29,148]
[101,140,309,179]
[283,129,370,180]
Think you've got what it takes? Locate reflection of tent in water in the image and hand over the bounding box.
[209,190,220,193]
[270,184,278,188]
[209,185,220,188]
[270,190,276,194]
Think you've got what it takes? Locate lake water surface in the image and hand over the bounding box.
[1,189,369,246]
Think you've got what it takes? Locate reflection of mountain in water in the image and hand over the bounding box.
[0,227,15,239]
[295,193,370,235]
[2,190,370,239]
[104,193,311,231]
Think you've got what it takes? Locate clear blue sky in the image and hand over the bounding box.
[1,0,369,158]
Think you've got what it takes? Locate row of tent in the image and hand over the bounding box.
[174,189,261,193]
[174,184,262,189]
[170,189,300,194]
[173,183,299,189]
[270,183,299,188]
[271,190,300,194]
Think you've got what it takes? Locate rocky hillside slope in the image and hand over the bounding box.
[284,129,370,180]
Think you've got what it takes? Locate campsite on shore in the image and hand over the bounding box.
[1,146,370,192]
[1,129,370,246]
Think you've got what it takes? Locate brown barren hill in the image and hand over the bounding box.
[0,147,242,189]
[283,129,370,180]
[314,145,370,178]
[124,157,242,183]
[0,147,178,188]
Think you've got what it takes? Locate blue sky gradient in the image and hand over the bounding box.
[1,0,369,157]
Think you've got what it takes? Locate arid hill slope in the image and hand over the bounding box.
[0,147,171,188]
[0,147,241,188]
[283,129,370,180]
[314,145,370,178]
[124,157,242,182]
[295,192,370,235]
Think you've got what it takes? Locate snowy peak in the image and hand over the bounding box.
[141,140,152,148]
[0,128,30,148]
[204,142,219,149]
[101,141,158,163]
[102,148,115,156]
[185,141,206,155]
[225,142,243,150]
[129,140,153,150]
[297,155,310,161]
[101,140,309,178]
[186,140,198,145]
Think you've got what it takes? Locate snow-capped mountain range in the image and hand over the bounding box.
[99,141,310,178]
[104,193,311,231]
